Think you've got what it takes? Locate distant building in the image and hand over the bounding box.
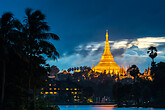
[40,77,83,103]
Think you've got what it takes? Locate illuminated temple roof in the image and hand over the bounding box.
[93,30,121,74]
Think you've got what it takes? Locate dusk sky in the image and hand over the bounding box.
[0,0,165,72]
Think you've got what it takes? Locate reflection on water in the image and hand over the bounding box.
[59,105,165,110]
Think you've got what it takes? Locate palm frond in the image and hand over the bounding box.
[39,33,59,40]
[39,22,50,31]
[25,8,32,17]
[39,40,59,59]
[1,12,13,27]
[12,19,22,30]
[31,10,45,21]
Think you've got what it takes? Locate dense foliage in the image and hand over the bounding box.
[112,46,165,107]
[0,9,59,110]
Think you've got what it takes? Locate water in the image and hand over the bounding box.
[59,105,165,110]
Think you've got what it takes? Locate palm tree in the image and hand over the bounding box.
[22,8,59,101]
[147,46,157,62]
[147,46,157,76]
[77,66,79,71]
[0,12,22,106]
[127,65,140,82]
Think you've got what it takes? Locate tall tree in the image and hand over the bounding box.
[22,8,59,105]
[147,46,157,76]
[0,12,21,106]
[147,46,157,62]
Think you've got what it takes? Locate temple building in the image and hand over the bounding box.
[93,30,121,74]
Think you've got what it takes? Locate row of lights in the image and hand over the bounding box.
[43,87,79,91]
[41,91,80,95]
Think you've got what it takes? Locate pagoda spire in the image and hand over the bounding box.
[106,30,108,41]
[93,30,121,74]
[101,29,113,60]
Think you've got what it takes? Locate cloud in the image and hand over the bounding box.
[131,37,165,49]
[48,36,165,72]
[111,48,126,57]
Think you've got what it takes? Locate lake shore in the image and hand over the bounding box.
[57,103,165,108]
[115,104,165,108]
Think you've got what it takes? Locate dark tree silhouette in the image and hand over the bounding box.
[77,67,79,71]
[74,67,76,71]
[147,46,157,76]
[67,68,71,72]
[127,65,140,82]
[0,12,21,106]
[147,46,157,62]
[153,62,165,106]
[22,8,59,107]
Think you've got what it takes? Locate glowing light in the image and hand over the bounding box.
[93,30,121,74]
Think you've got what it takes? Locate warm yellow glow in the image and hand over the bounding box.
[58,88,60,90]
[49,88,52,90]
[148,76,153,81]
[54,92,57,94]
[93,30,121,74]
[115,78,118,82]
[40,92,43,94]
[74,88,77,90]
[88,98,93,103]
[70,88,73,90]
[54,88,56,90]
[75,92,77,94]
[45,92,48,94]
[71,92,74,94]
[66,88,69,90]
[74,99,79,101]
[50,92,53,94]
[48,76,55,78]
[49,84,51,86]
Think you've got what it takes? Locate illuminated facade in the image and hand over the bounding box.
[41,78,83,103]
[93,30,121,74]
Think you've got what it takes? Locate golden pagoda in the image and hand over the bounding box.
[93,30,121,74]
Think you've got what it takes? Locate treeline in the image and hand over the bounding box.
[112,47,165,107]
[0,9,59,110]
[67,66,91,72]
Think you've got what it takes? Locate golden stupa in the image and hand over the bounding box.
[93,30,121,74]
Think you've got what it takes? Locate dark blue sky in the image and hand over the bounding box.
[1,0,165,71]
